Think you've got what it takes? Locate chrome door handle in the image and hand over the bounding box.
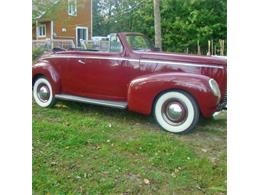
[78,59,85,64]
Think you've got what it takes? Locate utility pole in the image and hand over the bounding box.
[153,0,162,50]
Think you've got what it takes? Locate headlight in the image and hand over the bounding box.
[209,79,221,100]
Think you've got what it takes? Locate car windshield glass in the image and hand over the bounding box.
[126,34,152,51]
[109,34,123,52]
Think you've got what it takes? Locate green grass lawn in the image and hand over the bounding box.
[32,100,227,195]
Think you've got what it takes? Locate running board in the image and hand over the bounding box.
[55,94,127,109]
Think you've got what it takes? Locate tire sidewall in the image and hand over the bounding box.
[154,91,199,133]
[33,77,55,108]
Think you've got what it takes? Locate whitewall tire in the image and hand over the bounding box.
[154,91,199,134]
[33,77,55,108]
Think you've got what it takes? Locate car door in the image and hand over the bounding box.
[79,34,135,100]
[61,34,141,101]
[59,53,88,97]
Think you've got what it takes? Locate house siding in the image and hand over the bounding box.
[54,0,92,42]
[32,22,51,40]
[33,0,92,44]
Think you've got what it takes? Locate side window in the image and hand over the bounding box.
[68,0,77,16]
[109,34,123,53]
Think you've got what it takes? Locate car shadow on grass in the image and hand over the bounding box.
[56,100,155,123]
[56,101,227,164]
[56,100,226,133]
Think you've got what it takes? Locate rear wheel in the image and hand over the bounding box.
[33,77,56,108]
[154,91,200,134]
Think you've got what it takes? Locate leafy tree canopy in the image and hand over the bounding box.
[93,0,227,54]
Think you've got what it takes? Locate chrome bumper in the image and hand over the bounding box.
[217,90,227,111]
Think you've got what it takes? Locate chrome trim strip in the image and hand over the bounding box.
[45,55,140,62]
[55,94,128,109]
[140,59,224,69]
[127,59,140,62]
[45,55,128,61]
[44,55,223,69]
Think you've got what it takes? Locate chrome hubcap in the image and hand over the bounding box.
[37,85,50,102]
[162,99,187,125]
[167,103,184,121]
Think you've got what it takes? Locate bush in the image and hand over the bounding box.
[32,47,44,61]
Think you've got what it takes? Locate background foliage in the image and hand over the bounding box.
[32,47,44,61]
[93,0,227,54]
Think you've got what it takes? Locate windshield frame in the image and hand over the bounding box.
[125,33,153,52]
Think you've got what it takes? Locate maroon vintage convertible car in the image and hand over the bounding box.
[32,32,227,133]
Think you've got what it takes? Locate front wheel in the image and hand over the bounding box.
[33,77,56,108]
[154,91,200,134]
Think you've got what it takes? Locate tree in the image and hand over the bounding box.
[93,0,148,36]
[92,0,227,54]
[153,0,162,50]
[32,0,56,23]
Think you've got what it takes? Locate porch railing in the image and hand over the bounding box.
[32,39,75,50]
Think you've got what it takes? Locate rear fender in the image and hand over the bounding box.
[127,72,219,118]
[32,60,61,95]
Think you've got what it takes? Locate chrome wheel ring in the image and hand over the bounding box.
[37,84,50,102]
[161,99,188,126]
[33,77,55,108]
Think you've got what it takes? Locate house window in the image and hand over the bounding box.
[37,24,46,37]
[68,0,77,16]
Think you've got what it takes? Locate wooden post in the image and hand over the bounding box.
[211,40,214,56]
[223,40,225,55]
[207,40,211,56]
[219,39,225,56]
[197,40,201,55]
[51,21,54,49]
[153,0,162,50]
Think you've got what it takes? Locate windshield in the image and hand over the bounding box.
[126,34,152,51]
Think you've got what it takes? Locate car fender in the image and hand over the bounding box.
[32,60,61,95]
[127,72,219,118]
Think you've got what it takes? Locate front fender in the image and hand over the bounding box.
[32,60,61,95]
[127,72,219,118]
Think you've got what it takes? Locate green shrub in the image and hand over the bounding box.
[32,47,44,61]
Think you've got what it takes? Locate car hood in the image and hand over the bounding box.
[138,51,227,67]
[137,51,227,100]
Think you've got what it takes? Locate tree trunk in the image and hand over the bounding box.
[153,0,162,50]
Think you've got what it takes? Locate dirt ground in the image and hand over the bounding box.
[176,111,227,164]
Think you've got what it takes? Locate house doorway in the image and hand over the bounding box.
[76,26,88,47]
